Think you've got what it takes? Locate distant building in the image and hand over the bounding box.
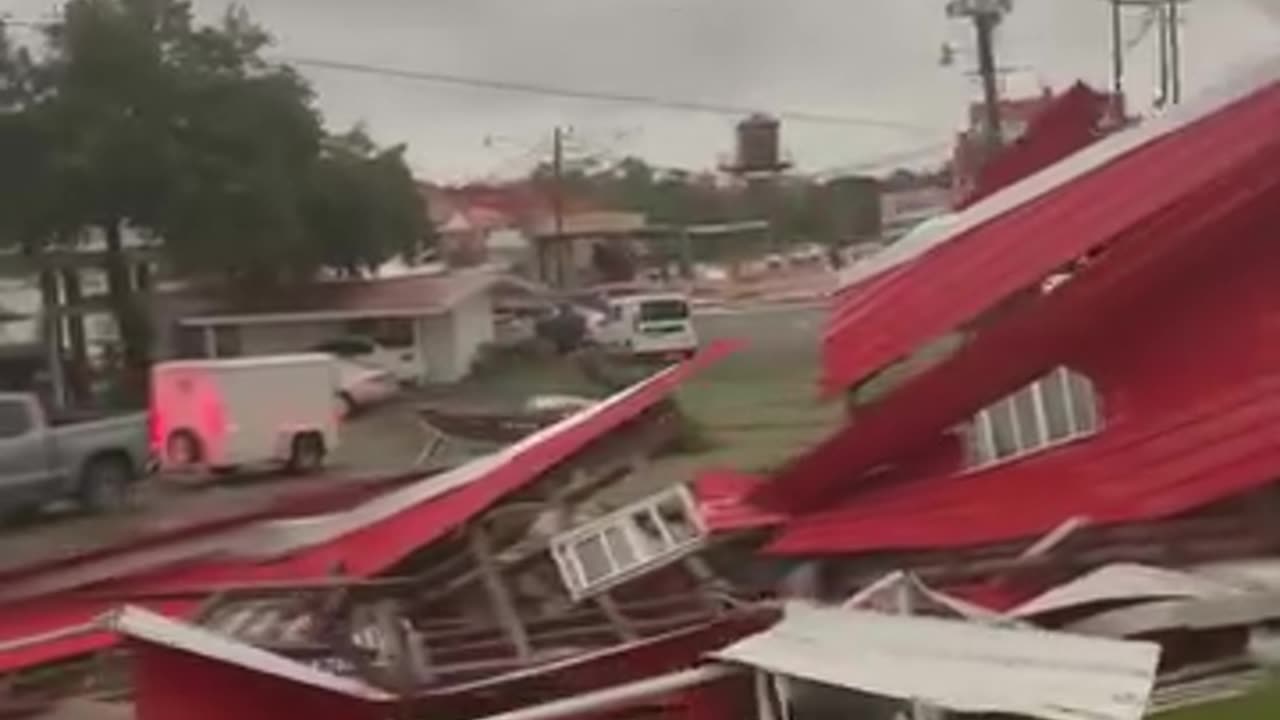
[155,271,538,384]
[877,170,953,241]
[529,211,651,289]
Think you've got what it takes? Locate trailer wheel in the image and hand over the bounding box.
[80,454,135,514]
[287,432,326,475]
[166,430,203,468]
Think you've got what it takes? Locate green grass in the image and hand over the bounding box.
[1152,681,1280,719]
[674,340,840,474]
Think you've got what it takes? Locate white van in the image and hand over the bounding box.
[592,293,699,360]
[149,354,340,475]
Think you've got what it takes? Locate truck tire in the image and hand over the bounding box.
[80,454,134,514]
[287,432,326,475]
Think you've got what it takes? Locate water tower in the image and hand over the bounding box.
[720,114,791,256]
[722,114,791,177]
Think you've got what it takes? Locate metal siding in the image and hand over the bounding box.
[760,133,1280,516]
[715,602,1160,720]
[768,372,1280,555]
[823,69,1280,393]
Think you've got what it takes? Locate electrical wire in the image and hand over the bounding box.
[278,55,947,134]
[6,14,944,133]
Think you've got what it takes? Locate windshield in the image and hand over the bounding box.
[639,300,690,322]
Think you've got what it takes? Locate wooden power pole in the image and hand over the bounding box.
[947,0,1013,157]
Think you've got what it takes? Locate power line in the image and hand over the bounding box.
[6,14,946,133]
[278,55,947,134]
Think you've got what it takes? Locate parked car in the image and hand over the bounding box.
[333,358,400,417]
[150,354,340,476]
[0,393,148,517]
[309,335,422,385]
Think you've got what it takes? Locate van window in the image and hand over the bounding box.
[0,400,33,440]
[639,299,689,322]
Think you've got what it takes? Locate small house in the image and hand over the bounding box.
[159,271,535,383]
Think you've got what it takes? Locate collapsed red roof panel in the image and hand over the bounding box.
[0,598,199,674]
[767,373,1280,555]
[958,82,1118,209]
[822,58,1280,393]
[0,343,735,672]
[758,66,1280,515]
[693,468,785,533]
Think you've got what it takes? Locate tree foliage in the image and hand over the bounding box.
[0,1,428,396]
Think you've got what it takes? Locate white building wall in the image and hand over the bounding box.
[451,290,494,379]
[415,290,495,383]
[417,314,457,382]
[237,321,343,356]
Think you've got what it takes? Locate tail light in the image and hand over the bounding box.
[147,407,163,452]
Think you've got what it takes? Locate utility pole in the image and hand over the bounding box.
[1110,0,1188,110]
[542,125,566,288]
[947,0,1013,157]
[1155,1,1171,107]
[1110,0,1125,101]
[1166,0,1182,105]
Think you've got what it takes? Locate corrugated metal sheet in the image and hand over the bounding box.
[766,372,1280,554]
[823,55,1280,393]
[1009,564,1242,619]
[714,602,1160,720]
[958,82,1116,209]
[758,140,1280,516]
[692,468,784,533]
[111,606,394,701]
[0,598,199,674]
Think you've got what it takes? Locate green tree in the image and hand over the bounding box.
[13,0,427,401]
[301,128,426,278]
[157,9,323,285]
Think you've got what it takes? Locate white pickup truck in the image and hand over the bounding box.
[0,393,149,518]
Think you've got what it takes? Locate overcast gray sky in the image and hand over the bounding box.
[4,0,1279,181]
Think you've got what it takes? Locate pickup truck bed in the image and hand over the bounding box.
[0,393,148,518]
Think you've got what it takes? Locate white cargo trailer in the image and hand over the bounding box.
[149,354,340,475]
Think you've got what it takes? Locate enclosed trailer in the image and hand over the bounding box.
[150,354,340,475]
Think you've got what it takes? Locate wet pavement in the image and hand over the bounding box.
[0,398,449,575]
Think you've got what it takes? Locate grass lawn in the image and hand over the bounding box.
[674,346,840,473]
[448,305,840,479]
[1152,681,1280,719]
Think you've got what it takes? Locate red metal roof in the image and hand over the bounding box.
[758,86,1280,514]
[0,345,735,672]
[823,60,1280,393]
[693,468,785,533]
[0,597,198,674]
[766,374,1280,555]
[959,82,1117,209]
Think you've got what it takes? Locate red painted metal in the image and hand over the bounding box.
[958,82,1116,209]
[0,345,736,674]
[0,598,198,674]
[822,70,1280,393]
[693,468,783,533]
[768,374,1280,554]
[122,609,773,720]
[759,128,1280,515]
[130,643,388,720]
